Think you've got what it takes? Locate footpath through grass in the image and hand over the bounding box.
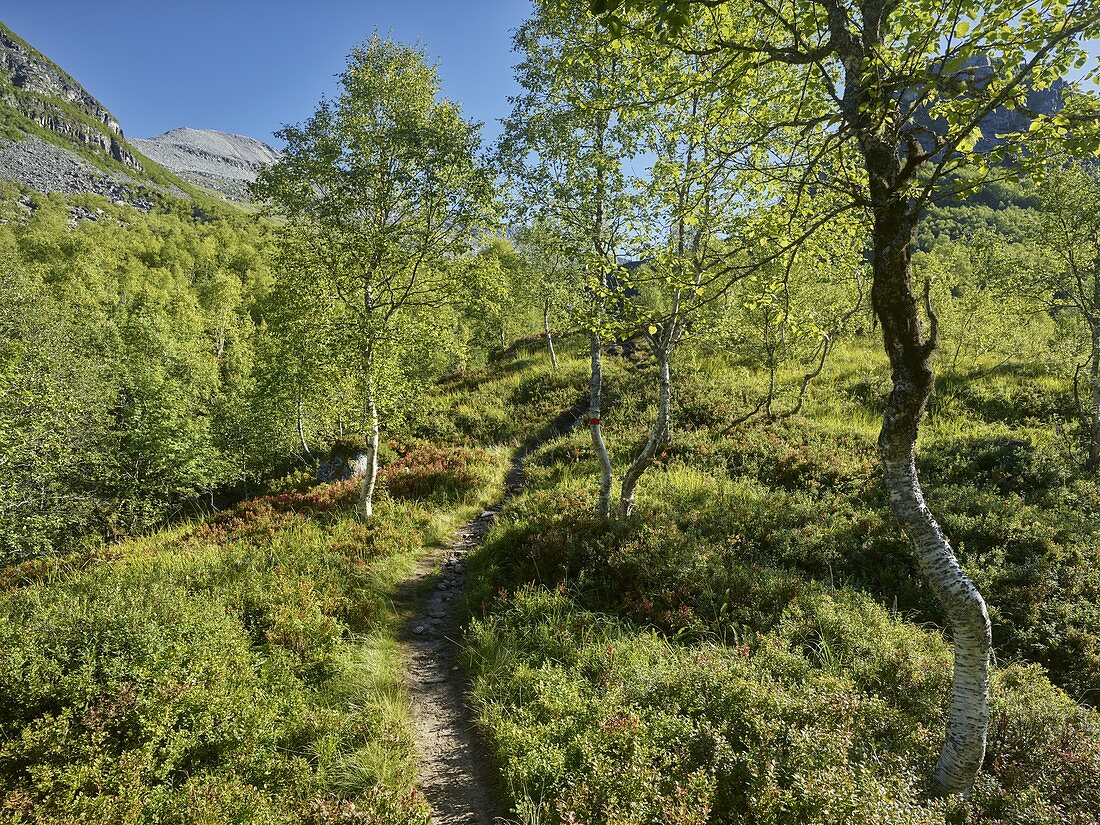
[4,336,1100,823]
[0,343,586,825]
[0,444,508,824]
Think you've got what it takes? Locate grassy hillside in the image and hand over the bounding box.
[4,9,1099,822]
[0,442,510,824]
[4,333,1097,822]
[454,338,1100,823]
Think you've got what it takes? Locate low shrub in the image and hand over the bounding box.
[0,442,511,824]
[380,444,493,504]
[466,586,1100,824]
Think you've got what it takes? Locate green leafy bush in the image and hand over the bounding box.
[467,587,1100,824]
[0,440,507,823]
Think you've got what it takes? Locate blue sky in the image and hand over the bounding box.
[3,1,532,147]
[5,3,1098,153]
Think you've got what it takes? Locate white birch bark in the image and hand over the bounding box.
[881,445,991,795]
[544,301,558,371]
[358,381,380,519]
[296,394,313,461]
[872,198,992,797]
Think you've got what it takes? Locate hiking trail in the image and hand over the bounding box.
[399,402,583,824]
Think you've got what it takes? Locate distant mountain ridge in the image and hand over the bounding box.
[0,21,276,205]
[133,128,280,203]
[0,20,1069,208]
[910,54,1066,155]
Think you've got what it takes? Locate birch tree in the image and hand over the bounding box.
[463,237,524,356]
[596,0,1100,795]
[252,266,348,468]
[253,35,494,517]
[615,54,734,516]
[501,0,642,518]
[617,41,862,515]
[1025,161,1100,469]
[515,221,576,371]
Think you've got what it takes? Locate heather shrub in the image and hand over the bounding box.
[466,587,1100,824]
[0,438,509,824]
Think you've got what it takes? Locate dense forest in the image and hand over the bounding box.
[3,1,1100,823]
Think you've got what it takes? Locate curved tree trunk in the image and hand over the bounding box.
[296,394,313,461]
[881,439,990,795]
[589,331,613,519]
[620,347,670,516]
[587,107,616,520]
[872,198,991,797]
[358,377,380,519]
[544,301,558,371]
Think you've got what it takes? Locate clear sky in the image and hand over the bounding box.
[5,2,1099,154]
[2,1,533,148]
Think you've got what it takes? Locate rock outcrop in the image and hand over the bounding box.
[314,442,374,488]
[908,54,1066,154]
[0,23,141,169]
[0,22,278,212]
[133,127,280,202]
[0,134,136,200]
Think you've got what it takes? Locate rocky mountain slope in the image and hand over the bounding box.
[0,21,184,207]
[0,23,140,169]
[0,21,268,206]
[133,128,279,202]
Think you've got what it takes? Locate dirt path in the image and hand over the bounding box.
[399,404,583,825]
[401,505,507,825]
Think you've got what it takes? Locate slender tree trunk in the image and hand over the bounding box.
[358,279,380,518]
[358,333,380,519]
[871,196,991,797]
[358,380,380,518]
[296,394,313,461]
[620,346,671,516]
[765,358,777,420]
[544,300,558,371]
[588,106,615,520]
[589,331,613,519]
[1088,321,1100,470]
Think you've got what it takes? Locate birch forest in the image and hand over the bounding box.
[3,2,1100,823]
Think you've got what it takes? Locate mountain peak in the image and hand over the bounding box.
[132,127,280,202]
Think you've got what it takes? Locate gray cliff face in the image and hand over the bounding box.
[133,128,280,202]
[907,54,1066,155]
[0,24,140,169]
[0,135,140,201]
